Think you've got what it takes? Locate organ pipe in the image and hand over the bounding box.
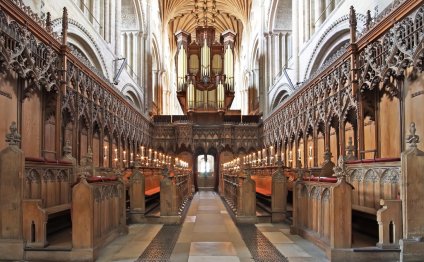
[217,80,224,109]
[201,37,210,78]
[177,45,187,91]
[224,45,234,91]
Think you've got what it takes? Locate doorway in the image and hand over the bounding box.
[196,154,215,190]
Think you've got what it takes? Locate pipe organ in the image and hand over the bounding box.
[175,26,236,113]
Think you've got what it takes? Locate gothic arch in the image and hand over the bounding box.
[271,85,290,111]
[304,14,366,79]
[51,18,109,79]
[122,84,143,111]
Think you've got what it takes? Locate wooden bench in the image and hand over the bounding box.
[22,158,74,248]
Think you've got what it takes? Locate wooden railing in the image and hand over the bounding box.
[22,158,75,247]
[72,176,127,258]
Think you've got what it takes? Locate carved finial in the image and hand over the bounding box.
[162,166,170,177]
[46,12,52,32]
[79,171,88,181]
[62,7,68,44]
[63,139,72,155]
[349,6,357,28]
[406,122,420,148]
[366,10,372,30]
[5,122,21,146]
[333,156,347,181]
[296,162,304,181]
[87,146,93,160]
[296,159,302,169]
[133,159,142,168]
[346,137,356,161]
[323,148,332,163]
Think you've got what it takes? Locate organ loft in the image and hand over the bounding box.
[0,0,424,262]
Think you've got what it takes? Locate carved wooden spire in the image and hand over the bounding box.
[46,12,52,32]
[349,6,357,44]
[366,10,372,30]
[5,122,21,147]
[62,7,68,45]
[333,156,347,181]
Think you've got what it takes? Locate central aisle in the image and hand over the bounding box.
[170,191,253,262]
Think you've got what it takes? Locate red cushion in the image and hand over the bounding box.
[347,158,400,164]
[145,187,160,196]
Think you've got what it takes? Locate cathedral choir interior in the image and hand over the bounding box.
[1,0,424,261]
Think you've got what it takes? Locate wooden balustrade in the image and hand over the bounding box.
[291,174,352,258]
[22,159,74,248]
[72,176,127,260]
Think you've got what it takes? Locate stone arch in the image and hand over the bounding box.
[304,14,367,79]
[122,84,144,111]
[52,18,109,79]
[271,86,290,111]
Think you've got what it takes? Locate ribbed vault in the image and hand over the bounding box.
[160,0,252,51]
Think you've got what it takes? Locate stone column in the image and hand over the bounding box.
[325,0,332,18]
[267,33,273,88]
[292,0,300,83]
[104,0,110,42]
[304,0,310,41]
[115,0,121,55]
[315,0,324,27]
[281,33,287,69]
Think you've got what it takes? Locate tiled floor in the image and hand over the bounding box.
[96,191,329,262]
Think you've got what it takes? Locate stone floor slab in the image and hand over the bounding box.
[188,255,240,262]
[262,231,294,243]
[189,242,237,256]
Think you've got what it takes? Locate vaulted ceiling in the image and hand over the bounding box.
[160,0,252,51]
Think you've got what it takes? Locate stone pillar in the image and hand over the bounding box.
[114,0,121,55]
[315,0,324,27]
[304,0,310,41]
[400,123,424,261]
[292,0,300,83]
[104,0,110,42]
[281,33,287,70]
[0,122,24,260]
[267,33,273,89]
[271,162,287,222]
[325,0,332,18]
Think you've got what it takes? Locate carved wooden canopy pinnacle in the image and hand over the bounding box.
[5,121,21,146]
[406,122,420,148]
